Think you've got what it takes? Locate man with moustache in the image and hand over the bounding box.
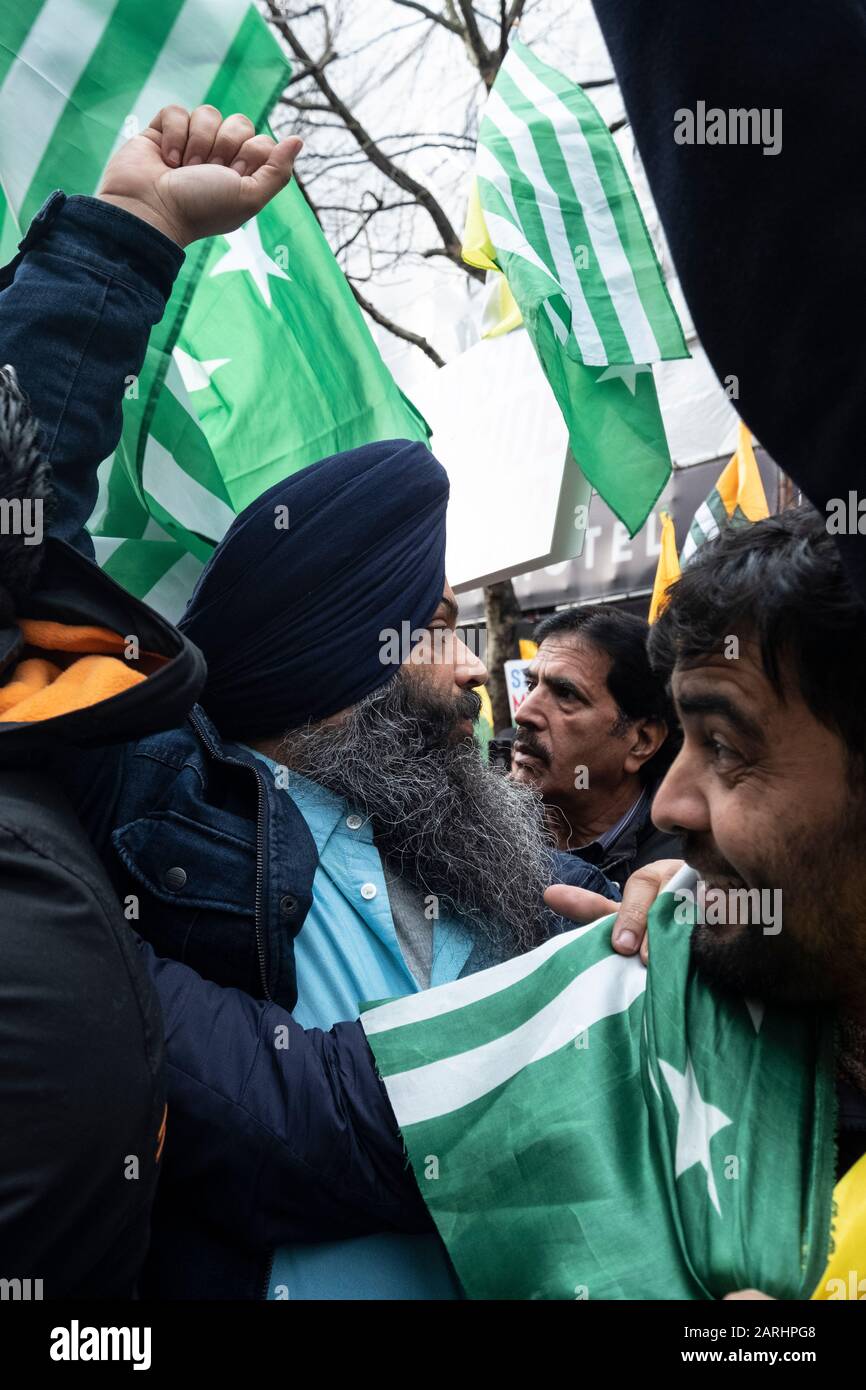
[512,606,684,889]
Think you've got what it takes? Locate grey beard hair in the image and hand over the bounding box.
[275,672,560,960]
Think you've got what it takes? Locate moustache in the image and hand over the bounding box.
[681,834,746,888]
[512,730,551,767]
[455,688,483,723]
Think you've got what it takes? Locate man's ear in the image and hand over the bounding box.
[623,718,667,775]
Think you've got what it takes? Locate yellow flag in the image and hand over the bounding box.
[649,511,681,623]
[811,1151,866,1300]
[717,420,771,522]
[518,639,538,661]
[463,178,523,339]
[475,683,495,733]
[462,177,499,274]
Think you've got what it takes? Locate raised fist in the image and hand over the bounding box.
[97,105,302,247]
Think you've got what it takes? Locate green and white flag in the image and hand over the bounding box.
[361,871,836,1300]
[464,35,689,536]
[0,0,428,619]
[680,422,771,564]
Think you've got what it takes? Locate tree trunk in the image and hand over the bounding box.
[483,578,522,730]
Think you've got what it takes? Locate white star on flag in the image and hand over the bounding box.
[172,346,231,393]
[209,219,291,308]
[658,1054,733,1216]
[595,363,654,396]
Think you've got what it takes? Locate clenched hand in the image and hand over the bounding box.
[97,104,302,247]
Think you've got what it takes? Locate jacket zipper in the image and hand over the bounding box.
[190,711,271,1003]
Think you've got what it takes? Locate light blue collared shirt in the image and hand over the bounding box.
[246,754,471,1300]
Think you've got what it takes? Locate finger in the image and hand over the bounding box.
[210,112,256,167]
[240,136,303,214]
[228,133,280,177]
[640,931,649,966]
[149,105,190,167]
[611,871,665,953]
[611,857,685,954]
[544,884,620,925]
[182,104,223,166]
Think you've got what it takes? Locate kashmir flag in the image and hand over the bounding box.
[361,871,836,1300]
[648,509,681,623]
[680,421,770,564]
[0,0,428,619]
[464,35,689,537]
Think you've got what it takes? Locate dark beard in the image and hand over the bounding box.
[684,819,866,1009]
[275,671,559,960]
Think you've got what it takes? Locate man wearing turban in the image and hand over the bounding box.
[0,106,660,1301]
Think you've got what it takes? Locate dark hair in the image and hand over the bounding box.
[648,506,866,764]
[0,365,52,622]
[533,604,679,785]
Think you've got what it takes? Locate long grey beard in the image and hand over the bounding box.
[276,672,559,961]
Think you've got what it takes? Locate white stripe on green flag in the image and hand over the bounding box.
[0,0,429,615]
[477,36,688,370]
[361,873,836,1300]
[470,35,688,536]
[681,490,731,562]
[681,487,754,563]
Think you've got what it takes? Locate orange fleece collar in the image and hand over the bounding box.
[0,619,151,723]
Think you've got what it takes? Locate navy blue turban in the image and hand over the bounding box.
[179,439,449,738]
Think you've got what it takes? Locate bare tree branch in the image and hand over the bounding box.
[332,197,417,257]
[267,0,481,276]
[348,283,446,367]
[392,0,463,36]
[294,170,447,366]
[455,0,497,85]
[505,0,528,27]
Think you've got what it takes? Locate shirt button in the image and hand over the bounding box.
[346,814,363,830]
[164,866,187,892]
[360,882,377,900]
[279,894,298,916]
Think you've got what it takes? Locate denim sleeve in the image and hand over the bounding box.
[550,850,621,902]
[140,940,431,1248]
[0,191,184,555]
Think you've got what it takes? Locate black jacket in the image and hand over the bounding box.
[0,536,205,1296]
[0,770,164,1298]
[570,785,684,893]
